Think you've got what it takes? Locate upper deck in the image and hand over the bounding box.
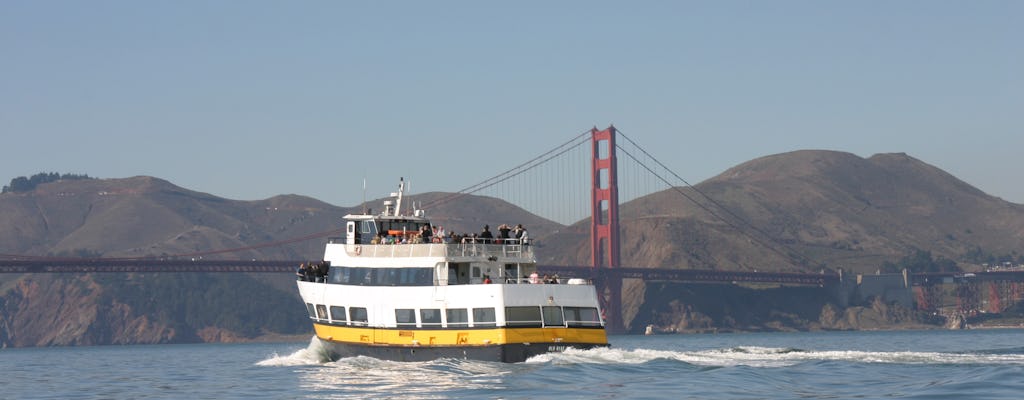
[326,239,534,262]
[333,178,534,264]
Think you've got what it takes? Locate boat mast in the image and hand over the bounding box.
[393,177,405,216]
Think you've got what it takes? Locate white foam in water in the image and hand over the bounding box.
[256,336,333,366]
[527,345,1024,367]
[255,338,1024,368]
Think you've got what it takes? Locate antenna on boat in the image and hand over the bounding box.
[394,177,405,216]
[361,175,367,214]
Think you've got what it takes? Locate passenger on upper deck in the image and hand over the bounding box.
[296,263,307,281]
[313,261,329,283]
[479,225,494,243]
[514,224,529,245]
[497,224,511,242]
[420,225,432,243]
[304,261,317,282]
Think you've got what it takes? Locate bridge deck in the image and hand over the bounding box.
[4,260,1024,286]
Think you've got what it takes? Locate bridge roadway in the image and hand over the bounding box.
[2,259,1022,286]
[0,259,836,285]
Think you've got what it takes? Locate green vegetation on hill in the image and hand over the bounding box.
[962,245,1024,266]
[2,172,93,193]
[880,249,960,273]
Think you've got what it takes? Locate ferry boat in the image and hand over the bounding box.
[296,179,609,363]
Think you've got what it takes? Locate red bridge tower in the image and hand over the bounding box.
[590,126,624,333]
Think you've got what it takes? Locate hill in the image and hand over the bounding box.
[0,176,562,260]
[3,150,1024,345]
[542,150,1024,274]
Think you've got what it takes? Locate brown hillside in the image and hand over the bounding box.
[0,177,562,261]
[0,176,356,260]
[542,150,1024,274]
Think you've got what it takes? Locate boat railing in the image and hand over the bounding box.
[344,242,534,259]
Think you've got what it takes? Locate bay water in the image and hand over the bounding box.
[3,329,1024,399]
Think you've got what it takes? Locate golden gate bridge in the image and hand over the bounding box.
[3,126,1024,332]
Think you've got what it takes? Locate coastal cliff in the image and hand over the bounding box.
[0,273,307,348]
[635,282,942,334]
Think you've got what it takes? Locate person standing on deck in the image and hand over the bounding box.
[514,224,529,245]
[479,225,494,243]
[421,225,432,243]
[498,224,511,243]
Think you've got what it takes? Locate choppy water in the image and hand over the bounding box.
[3,329,1024,399]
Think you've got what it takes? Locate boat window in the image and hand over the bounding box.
[446,309,469,328]
[472,308,496,328]
[505,306,542,327]
[503,264,521,283]
[404,268,433,285]
[330,306,347,323]
[542,306,565,327]
[379,268,401,286]
[396,309,416,328]
[420,309,442,328]
[335,267,373,285]
[381,220,421,235]
[305,303,317,319]
[316,304,328,320]
[564,307,602,327]
[472,266,481,278]
[328,267,345,284]
[360,220,378,244]
[350,307,369,325]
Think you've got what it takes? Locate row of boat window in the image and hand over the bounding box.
[328,266,434,286]
[306,303,602,328]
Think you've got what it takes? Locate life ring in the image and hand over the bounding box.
[354,245,362,255]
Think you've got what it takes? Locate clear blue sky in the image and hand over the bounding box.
[3,1,1021,207]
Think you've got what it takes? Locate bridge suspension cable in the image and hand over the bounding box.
[615,129,819,268]
[421,129,595,224]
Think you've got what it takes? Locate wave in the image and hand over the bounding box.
[968,346,1024,355]
[528,345,1024,367]
[254,337,518,373]
[255,336,333,366]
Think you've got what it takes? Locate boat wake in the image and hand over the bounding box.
[527,345,1024,367]
[254,336,519,374]
[256,336,1024,369]
[255,336,333,366]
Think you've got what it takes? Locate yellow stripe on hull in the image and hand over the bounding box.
[313,322,608,347]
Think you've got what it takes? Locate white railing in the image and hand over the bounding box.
[344,242,534,259]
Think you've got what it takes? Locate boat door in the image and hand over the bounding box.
[346,221,356,245]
